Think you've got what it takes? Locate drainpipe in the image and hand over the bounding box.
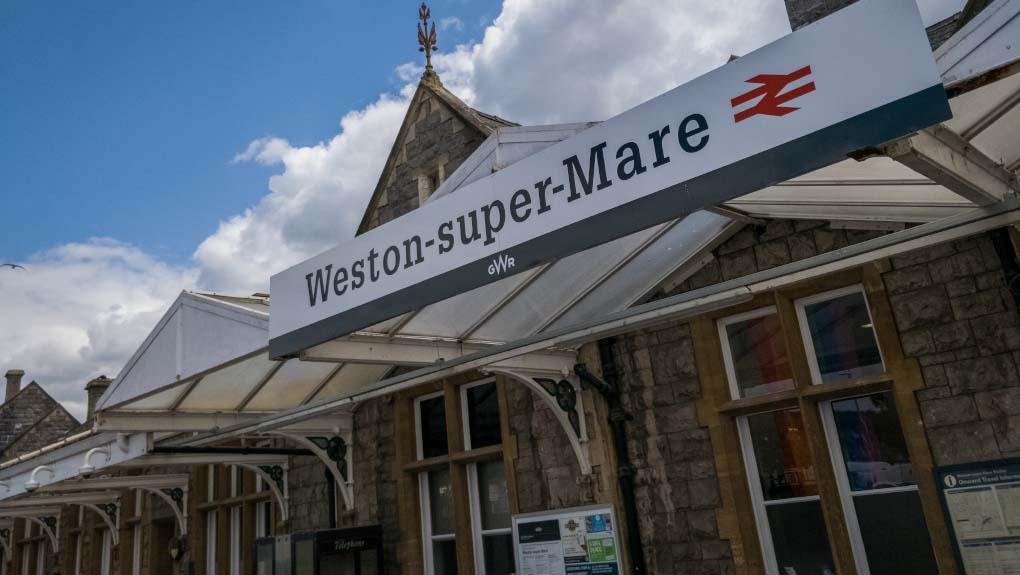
[575,339,646,575]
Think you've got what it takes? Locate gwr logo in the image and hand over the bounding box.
[731,65,816,123]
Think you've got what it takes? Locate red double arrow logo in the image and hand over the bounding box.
[731,65,816,123]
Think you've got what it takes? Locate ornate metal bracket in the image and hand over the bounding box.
[534,377,582,437]
[25,515,59,552]
[82,501,120,545]
[258,465,285,493]
[271,432,354,510]
[136,486,188,536]
[237,462,289,521]
[484,367,592,475]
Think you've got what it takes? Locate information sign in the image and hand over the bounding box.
[936,458,1020,574]
[513,505,622,575]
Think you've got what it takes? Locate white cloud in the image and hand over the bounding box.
[211,0,791,291]
[454,0,790,124]
[439,16,464,31]
[10,0,966,415]
[0,239,197,419]
[193,92,412,294]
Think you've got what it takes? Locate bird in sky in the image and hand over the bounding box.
[0,264,25,270]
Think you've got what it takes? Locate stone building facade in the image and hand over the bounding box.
[2,1,1015,574]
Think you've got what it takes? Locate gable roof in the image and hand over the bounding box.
[96,290,270,411]
[354,76,515,236]
[0,381,79,458]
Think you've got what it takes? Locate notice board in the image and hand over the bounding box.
[935,458,1020,573]
[512,504,621,575]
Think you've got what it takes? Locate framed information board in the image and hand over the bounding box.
[935,458,1020,574]
[512,504,622,575]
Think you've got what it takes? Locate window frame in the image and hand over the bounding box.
[794,284,886,386]
[418,469,457,575]
[205,510,217,575]
[131,523,142,575]
[696,271,952,575]
[408,378,515,575]
[33,541,43,575]
[466,459,513,575]
[818,392,926,575]
[415,390,447,461]
[736,407,830,575]
[99,529,112,575]
[459,378,498,452]
[718,305,794,401]
[229,505,242,575]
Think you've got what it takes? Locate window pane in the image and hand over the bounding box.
[483,533,515,575]
[476,460,511,530]
[466,382,501,449]
[428,469,455,535]
[420,395,449,458]
[804,291,884,383]
[724,313,794,398]
[747,409,818,500]
[831,392,914,491]
[853,490,936,575]
[766,500,836,575]
[432,540,458,575]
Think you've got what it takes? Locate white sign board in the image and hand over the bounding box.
[269,0,949,358]
[513,505,622,575]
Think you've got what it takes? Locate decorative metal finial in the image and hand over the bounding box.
[417,2,438,79]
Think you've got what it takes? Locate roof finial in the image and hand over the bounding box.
[417,2,438,80]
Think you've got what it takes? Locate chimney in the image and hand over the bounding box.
[85,375,113,420]
[784,0,857,30]
[5,370,24,402]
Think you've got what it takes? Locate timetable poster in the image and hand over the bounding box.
[936,459,1020,575]
[513,505,621,575]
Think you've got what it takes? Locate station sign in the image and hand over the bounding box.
[269,0,949,358]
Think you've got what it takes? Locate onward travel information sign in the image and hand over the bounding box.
[269,0,949,358]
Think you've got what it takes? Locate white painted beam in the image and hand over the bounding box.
[0,491,119,508]
[301,335,576,374]
[96,410,350,434]
[40,474,189,493]
[884,124,1019,205]
[119,454,288,468]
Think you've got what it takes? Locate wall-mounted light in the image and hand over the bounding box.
[24,465,54,492]
[79,447,110,477]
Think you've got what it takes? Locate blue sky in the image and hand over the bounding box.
[1,0,500,265]
[0,0,964,415]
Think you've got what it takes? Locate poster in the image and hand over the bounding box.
[513,505,622,575]
[936,458,1020,575]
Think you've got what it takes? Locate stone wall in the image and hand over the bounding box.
[505,384,589,513]
[783,0,856,29]
[604,219,895,573]
[604,322,732,575]
[883,231,1020,465]
[665,219,888,299]
[351,395,401,575]
[288,455,334,532]
[362,89,490,232]
[4,406,79,458]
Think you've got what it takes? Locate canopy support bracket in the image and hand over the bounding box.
[136,486,188,536]
[272,432,353,510]
[483,366,591,475]
[82,502,120,545]
[236,463,289,521]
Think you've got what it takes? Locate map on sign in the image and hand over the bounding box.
[936,458,1020,574]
